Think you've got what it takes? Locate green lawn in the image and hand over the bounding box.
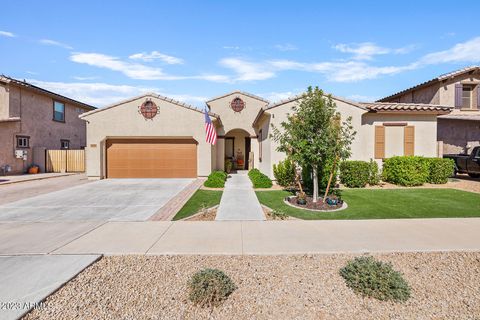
[172,190,223,220]
[256,189,480,220]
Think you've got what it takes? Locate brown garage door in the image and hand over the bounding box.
[106,139,197,178]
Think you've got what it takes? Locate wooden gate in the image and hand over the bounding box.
[46,149,85,173]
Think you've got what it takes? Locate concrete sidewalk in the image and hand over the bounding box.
[1,218,477,256]
[0,173,76,185]
[0,254,100,320]
[215,171,265,221]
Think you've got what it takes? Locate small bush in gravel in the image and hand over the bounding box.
[188,268,237,308]
[340,256,411,302]
[271,209,288,220]
[204,171,228,188]
[248,169,273,188]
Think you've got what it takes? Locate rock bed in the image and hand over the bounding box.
[24,252,480,320]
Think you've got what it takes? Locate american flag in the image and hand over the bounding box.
[204,108,217,145]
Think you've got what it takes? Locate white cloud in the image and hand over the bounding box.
[28,79,209,107]
[71,52,173,80]
[71,52,230,82]
[346,94,379,102]
[129,51,184,64]
[274,43,298,51]
[223,46,241,50]
[28,80,157,106]
[421,37,480,64]
[39,39,73,50]
[219,58,275,81]
[258,91,298,102]
[268,59,417,82]
[72,76,99,81]
[333,42,414,60]
[0,30,15,37]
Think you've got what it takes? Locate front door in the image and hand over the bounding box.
[245,137,251,170]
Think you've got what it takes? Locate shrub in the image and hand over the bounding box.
[382,156,429,186]
[204,171,227,188]
[188,268,237,308]
[427,158,455,184]
[270,209,288,220]
[340,256,411,302]
[339,161,370,188]
[273,159,296,187]
[368,159,380,185]
[248,169,273,188]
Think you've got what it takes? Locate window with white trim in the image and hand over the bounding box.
[16,136,30,148]
[60,139,70,149]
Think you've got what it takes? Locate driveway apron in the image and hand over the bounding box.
[215,171,265,221]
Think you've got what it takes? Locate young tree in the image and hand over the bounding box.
[272,87,355,203]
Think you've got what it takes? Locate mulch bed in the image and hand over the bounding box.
[287,195,342,210]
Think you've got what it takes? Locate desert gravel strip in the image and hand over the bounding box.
[24,252,480,320]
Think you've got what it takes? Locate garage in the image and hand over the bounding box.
[106,139,197,178]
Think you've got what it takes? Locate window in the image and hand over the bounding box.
[16,136,30,148]
[53,101,65,122]
[258,129,263,162]
[60,139,70,149]
[462,85,474,109]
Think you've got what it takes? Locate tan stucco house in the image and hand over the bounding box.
[379,66,480,154]
[0,76,95,174]
[80,90,451,180]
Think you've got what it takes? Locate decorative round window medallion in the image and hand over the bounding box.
[138,99,159,120]
[230,97,245,113]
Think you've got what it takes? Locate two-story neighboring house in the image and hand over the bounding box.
[0,76,95,174]
[378,66,480,155]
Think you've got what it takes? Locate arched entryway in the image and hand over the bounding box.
[224,128,251,170]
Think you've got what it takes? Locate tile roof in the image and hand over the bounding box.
[206,90,269,104]
[377,66,480,102]
[0,75,95,110]
[80,92,220,119]
[360,102,452,113]
[265,93,367,110]
[438,112,480,121]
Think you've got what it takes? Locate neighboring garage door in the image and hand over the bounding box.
[106,139,197,178]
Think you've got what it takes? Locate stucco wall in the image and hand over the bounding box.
[82,96,213,178]
[438,118,480,154]
[208,93,268,136]
[209,92,268,171]
[256,97,439,178]
[362,113,439,161]
[0,83,90,174]
[258,97,368,178]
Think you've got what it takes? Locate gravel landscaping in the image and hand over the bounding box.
[25,252,480,319]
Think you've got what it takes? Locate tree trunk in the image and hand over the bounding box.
[323,155,339,203]
[312,166,318,203]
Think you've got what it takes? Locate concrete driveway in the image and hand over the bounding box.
[0,178,194,222]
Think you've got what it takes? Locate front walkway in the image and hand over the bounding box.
[215,171,265,221]
[2,218,479,255]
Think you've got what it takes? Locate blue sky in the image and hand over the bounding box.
[1,0,480,107]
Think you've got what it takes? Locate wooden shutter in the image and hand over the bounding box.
[374,126,385,159]
[404,126,415,156]
[455,83,463,108]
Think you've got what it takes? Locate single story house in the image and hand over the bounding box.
[80,91,452,179]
